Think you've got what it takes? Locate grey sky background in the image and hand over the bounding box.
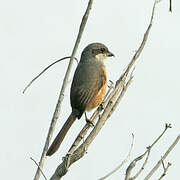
[0,0,180,179]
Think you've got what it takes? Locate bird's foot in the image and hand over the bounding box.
[85,112,94,127]
[86,119,95,127]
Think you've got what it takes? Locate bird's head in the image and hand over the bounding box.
[81,43,114,62]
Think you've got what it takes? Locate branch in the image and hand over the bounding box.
[33,0,94,179]
[107,71,134,119]
[125,123,172,180]
[144,134,180,180]
[23,56,78,93]
[99,134,134,180]
[158,160,172,180]
[169,0,172,12]
[30,157,47,180]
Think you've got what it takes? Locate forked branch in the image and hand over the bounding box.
[125,123,172,180]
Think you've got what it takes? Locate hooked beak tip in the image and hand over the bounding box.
[107,51,115,57]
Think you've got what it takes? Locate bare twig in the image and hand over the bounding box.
[169,0,172,12]
[150,123,172,148]
[105,80,115,100]
[33,0,94,179]
[99,134,134,180]
[144,134,180,180]
[125,149,150,180]
[115,0,158,90]
[125,123,172,180]
[23,56,78,93]
[131,149,151,180]
[107,73,133,119]
[30,157,47,180]
[158,160,172,180]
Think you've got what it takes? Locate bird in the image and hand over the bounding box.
[46,43,114,156]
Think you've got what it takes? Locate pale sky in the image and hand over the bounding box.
[1,0,180,179]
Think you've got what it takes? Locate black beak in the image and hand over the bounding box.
[107,51,114,57]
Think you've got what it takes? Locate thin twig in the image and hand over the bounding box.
[105,80,114,100]
[33,0,94,179]
[108,74,133,119]
[30,157,47,180]
[151,123,172,148]
[125,149,150,180]
[99,134,135,180]
[125,123,172,180]
[23,56,78,93]
[158,160,172,180]
[130,149,151,180]
[115,0,158,88]
[67,84,114,156]
[109,0,159,121]
[169,0,172,12]
[144,134,180,180]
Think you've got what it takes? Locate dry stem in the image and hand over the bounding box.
[125,123,172,180]
[30,157,47,180]
[158,160,172,180]
[144,134,180,180]
[23,56,78,93]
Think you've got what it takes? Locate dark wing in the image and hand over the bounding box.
[70,62,106,118]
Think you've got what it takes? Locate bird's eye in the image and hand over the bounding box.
[100,48,106,53]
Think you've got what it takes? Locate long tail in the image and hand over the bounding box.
[46,112,76,156]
